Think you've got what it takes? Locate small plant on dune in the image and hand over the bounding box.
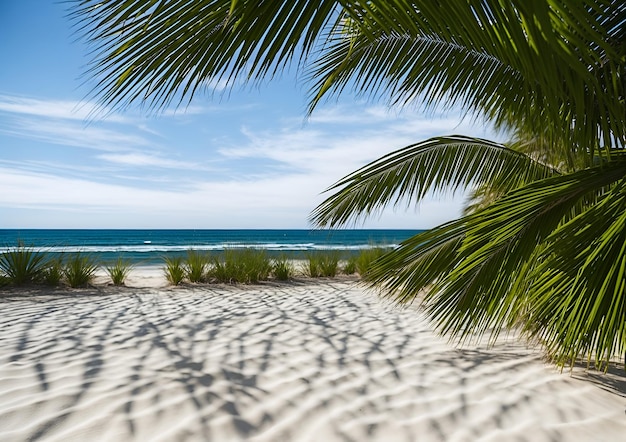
[64,253,99,288]
[0,242,47,285]
[240,249,272,283]
[304,251,341,277]
[210,249,272,284]
[209,255,231,283]
[184,250,209,283]
[163,255,185,285]
[303,253,322,277]
[42,256,64,286]
[272,255,293,281]
[342,255,357,275]
[106,257,133,286]
[355,247,389,280]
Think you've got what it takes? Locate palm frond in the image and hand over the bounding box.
[72,0,343,111]
[73,1,625,153]
[310,135,558,228]
[307,1,625,156]
[364,219,465,303]
[523,178,626,367]
[364,160,626,356]
[424,161,626,343]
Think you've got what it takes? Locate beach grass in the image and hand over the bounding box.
[185,250,210,283]
[0,246,383,289]
[303,251,341,277]
[210,249,272,284]
[0,243,47,285]
[164,256,185,285]
[342,255,357,275]
[105,257,133,286]
[42,256,64,286]
[272,254,294,281]
[64,253,99,287]
[355,247,390,280]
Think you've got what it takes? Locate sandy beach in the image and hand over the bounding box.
[1,272,624,441]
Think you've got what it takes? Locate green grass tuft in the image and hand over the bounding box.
[303,251,341,277]
[355,247,389,280]
[42,257,64,286]
[163,256,185,285]
[185,250,209,283]
[0,243,47,285]
[209,249,272,284]
[106,257,133,286]
[64,253,99,288]
[272,255,293,281]
[342,255,357,274]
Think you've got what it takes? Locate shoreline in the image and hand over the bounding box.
[1,276,625,440]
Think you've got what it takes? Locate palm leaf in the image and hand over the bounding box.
[307,1,625,156]
[363,160,626,355]
[72,0,344,111]
[522,178,626,367]
[364,219,466,303]
[310,135,558,228]
[424,161,626,345]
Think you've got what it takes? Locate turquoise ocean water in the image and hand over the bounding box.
[0,229,424,265]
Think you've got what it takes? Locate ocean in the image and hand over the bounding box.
[0,229,424,265]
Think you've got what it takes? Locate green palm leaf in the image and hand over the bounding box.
[307,1,624,156]
[367,161,626,360]
[73,0,345,110]
[74,1,625,156]
[311,136,558,227]
[523,179,626,367]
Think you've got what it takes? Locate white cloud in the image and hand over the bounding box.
[98,152,213,170]
[0,94,125,122]
[219,106,500,182]
[2,117,153,152]
[159,104,212,117]
[304,104,394,125]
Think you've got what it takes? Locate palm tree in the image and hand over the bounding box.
[73,1,625,367]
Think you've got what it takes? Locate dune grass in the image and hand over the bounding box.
[185,250,210,283]
[106,257,133,286]
[64,253,99,288]
[303,251,341,277]
[210,249,272,284]
[0,245,393,289]
[42,257,64,286]
[164,256,185,285]
[343,255,357,275]
[272,255,294,281]
[355,247,390,280]
[0,243,47,285]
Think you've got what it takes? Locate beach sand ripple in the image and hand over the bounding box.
[1,281,624,441]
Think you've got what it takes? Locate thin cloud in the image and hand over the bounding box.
[0,94,126,122]
[98,152,213,171]
[305,104,396,125]
[159,104,211,117]
[1,117,152,152]
[219,106,498,182]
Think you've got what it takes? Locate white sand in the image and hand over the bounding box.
[0,273,624,441]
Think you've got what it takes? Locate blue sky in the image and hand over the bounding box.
[0,1,498,229]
